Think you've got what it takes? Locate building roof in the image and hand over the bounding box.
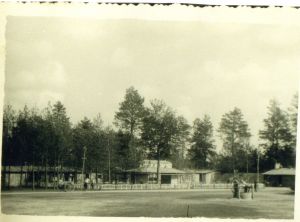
[125,159,216,175]
[125,167,216,174]
[126,167,186,174]
[1,166,81,173]
[184,169,216,174]
[263,168,295,176]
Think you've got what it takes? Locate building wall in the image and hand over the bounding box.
[204,172,215,184]
[170,175,180,185]
[2,171,84,188]
[282,175,295,187]
[183,173,216,184]
[192,174,200,184]
[178,173,215,185]
[264,175,295,187]
[133,174,148,184]
[4,173,26,187]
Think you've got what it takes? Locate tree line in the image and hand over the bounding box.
[1,87,298,184]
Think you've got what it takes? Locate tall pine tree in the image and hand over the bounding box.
[188,115,216,169]
[218,107,251,173]
[259,100,294,169]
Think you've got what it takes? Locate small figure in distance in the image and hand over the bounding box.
[58,177,64,190]
[254,179,258,192]
[53,176,58,190]
[84,177,90,190]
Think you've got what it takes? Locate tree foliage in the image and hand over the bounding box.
[114,87,146,168]
[47,101,73,170]
[114,86,145,137]
[2,105,17,166]
[2,90,297,185]
[188,115,216,169]
[218,107,251,173]
[289,93,298,134]
[141,99,190,183]
[288,93,298,153]
[259,100,295,169]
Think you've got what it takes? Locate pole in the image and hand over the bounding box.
[157,149,161,185]
[32,166,35,191]
[246,152,249,177]
[257,149,260,183]
[25,162,28,187]
[81,146,87,190]
[20,164,23,188]
[45,163,48,190]
[107,137,111,183]
[186,205,190,217]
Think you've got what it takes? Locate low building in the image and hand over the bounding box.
[263,168,295,187]
[1,165,101,189]
[121,160,216,185]
[121,160,185,184]
[184,169,216,184]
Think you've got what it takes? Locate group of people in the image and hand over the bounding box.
[52,174,75,190]
[52,174,99,191]
[83,177,97,190]
[232,177,258,199]
[52,173,100,191]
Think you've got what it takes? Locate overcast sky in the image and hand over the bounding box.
[4,16,299,149]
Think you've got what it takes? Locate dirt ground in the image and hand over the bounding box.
[1,187,294,218]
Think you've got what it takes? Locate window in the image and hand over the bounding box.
[199,174,205,183]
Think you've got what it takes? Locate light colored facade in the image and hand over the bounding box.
[184,169,216,184]
[123,160,216,185]
[1,166,83,188]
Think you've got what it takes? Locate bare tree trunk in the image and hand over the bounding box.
[2,165,7,189]
[32,166,35,191]
[157,149,161,185]
[246,154,249,175]
[26,163,29,187]
[20,165,23,188]
[231,133,235,176]
[81,146,87,189]
[59,161,63,181]
[257,150,260,183]
[8,165,11,190]
[96,167,98,184]
[107,139,111,183]
[56,160,59,180]
[45,161,48,190]
[108,152,111,183]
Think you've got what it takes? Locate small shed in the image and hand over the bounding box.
[263,168,295,187]
[183,169,216,184]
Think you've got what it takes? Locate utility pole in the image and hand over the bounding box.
[81,146,87,189]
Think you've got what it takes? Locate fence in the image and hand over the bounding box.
[72,183,264,191]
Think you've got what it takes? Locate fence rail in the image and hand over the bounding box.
[71,183,264,191]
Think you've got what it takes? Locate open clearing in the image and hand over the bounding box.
[1,187,294,218]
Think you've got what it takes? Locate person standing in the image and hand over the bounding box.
[254,180,258,192]
[84,177,90,190]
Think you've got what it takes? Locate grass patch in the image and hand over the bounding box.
[1,187,294,218]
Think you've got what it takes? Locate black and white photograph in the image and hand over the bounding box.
[0,2,299,220]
